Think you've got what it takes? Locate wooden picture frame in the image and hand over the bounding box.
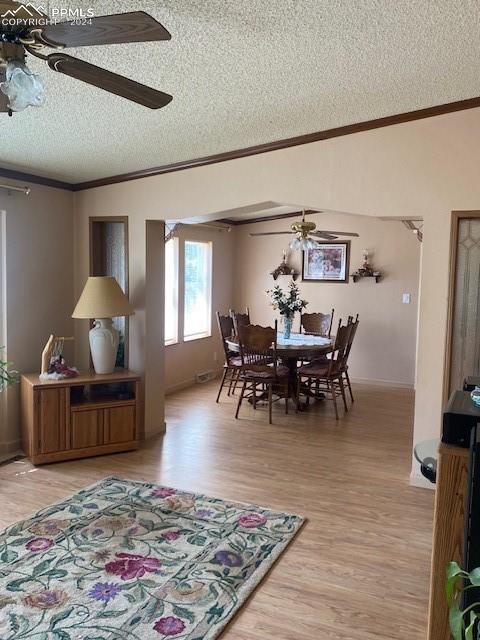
[302,241,350,283]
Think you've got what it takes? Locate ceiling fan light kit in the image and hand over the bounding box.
[249,209,360,250]
[0,57,44,110]
[0,3,172,115]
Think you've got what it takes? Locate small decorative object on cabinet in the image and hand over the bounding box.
[40,334,78,379]
[351,249,382,283]
[72,276,135,375]
[21,369,141,465]
[270,251,299,280]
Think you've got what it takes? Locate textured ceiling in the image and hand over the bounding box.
[1,0,480,183]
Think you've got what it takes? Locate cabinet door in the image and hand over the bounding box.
[37,389,67,454]
[104,405,136,444]
[71,410,103,449]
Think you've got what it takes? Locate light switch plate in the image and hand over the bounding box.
[402,293,411,304]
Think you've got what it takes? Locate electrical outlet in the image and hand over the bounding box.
[402,293,411,304]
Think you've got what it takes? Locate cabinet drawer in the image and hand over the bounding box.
[104,405,136,444]
[71,410,103,449]
[37,389,67,454]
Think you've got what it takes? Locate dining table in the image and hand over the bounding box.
[226,332,333,410]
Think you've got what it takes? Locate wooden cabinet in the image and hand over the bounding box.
[21,370,141,465]
[428,443,470,640]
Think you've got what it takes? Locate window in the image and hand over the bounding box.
[164,238,179,345]
[184,240,212,341]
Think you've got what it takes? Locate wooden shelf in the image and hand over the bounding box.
[351,273,382,283]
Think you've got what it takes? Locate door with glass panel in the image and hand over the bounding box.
[446,212,480,395]
[89,217,129,368]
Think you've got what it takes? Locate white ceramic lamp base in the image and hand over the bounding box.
[89,318,119,374]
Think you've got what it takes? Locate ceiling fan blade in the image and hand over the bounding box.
[312,231,360,237]
[312,233,338,240]
[37,12,171,48]
[249,231,293,236]
[46,53,172,109]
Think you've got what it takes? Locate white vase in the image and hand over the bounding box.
[89,318,119,374]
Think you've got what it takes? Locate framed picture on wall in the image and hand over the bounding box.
[302,241,350,283]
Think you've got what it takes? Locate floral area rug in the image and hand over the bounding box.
[0,476,304,639]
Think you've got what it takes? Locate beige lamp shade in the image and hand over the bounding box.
[72,276,134,319]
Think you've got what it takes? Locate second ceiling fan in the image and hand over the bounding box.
[250,210,359,250]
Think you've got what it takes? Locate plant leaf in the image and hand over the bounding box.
[469,568,480,586]
[449,604,465,640]
[465,611,478,640]
[446,562,464,606]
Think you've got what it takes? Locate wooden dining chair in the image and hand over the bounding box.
[235,320,289,424]
[342,314,360,404]
[215,312,243,403]
[300,310,334,338]
[296,319,352,420]
[230,307,251,336]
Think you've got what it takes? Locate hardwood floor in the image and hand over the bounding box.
[0,381,434,639]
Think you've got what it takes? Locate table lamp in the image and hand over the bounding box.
[72,276,134,374]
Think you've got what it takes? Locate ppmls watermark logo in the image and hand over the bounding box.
[1,2,95,27]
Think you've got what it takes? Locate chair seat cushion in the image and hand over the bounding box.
[298,362,341,377]
[242,364,289,380]
[225,356,242,367]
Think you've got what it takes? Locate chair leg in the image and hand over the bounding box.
[285,380,289,414]
[252,381,257,409]
[216,368,228,403]
[306,378,311,406]
[268,384,273,424]
[232,369,241,395]
[295,375,301,413]
[345,371,354,403]
[339,377,348,412]
[227,368,236,396]
[235,380,247,419]
[329,380,339,420]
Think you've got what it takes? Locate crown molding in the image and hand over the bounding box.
[2,95,480,193]
[0,166,74,191]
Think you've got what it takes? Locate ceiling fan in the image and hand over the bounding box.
[0,2,172,114]
[249,210,360,250]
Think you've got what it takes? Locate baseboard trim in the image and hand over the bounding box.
[410,468,435,490]
[0,439,21,456]
[165,371,221,396]
[165,378,197,395]
[350,377,414,389]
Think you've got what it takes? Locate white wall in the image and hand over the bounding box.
[0,184,74,453]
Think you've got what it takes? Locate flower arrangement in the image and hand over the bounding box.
[0,347,18,392]
[267,280,308,319]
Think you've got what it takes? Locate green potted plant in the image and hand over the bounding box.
[0,347,19,391]
[267,280,308,339]
[447,561,480,639]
